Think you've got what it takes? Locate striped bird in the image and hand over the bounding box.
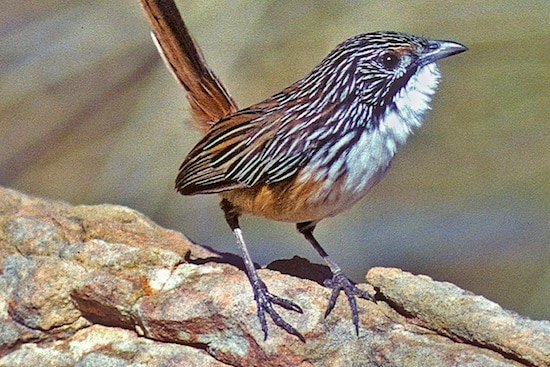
[142,0,467,342]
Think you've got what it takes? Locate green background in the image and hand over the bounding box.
[1,1,548,319]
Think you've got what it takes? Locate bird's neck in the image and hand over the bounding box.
[377,63,441,153]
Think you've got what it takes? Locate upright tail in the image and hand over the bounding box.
[140,0,238,132]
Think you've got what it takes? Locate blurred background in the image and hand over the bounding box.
[1,1,548,319]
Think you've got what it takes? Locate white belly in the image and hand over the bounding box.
[294,129,395,221]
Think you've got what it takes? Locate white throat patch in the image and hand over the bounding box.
[379,63,441,153]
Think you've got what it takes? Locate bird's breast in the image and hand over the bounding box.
[292,129,397,219]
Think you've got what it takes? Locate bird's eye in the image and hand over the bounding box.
[379,52,400,69]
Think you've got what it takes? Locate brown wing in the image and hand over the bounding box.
[175,100,319,196]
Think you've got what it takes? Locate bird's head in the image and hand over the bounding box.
[351,32,467,112]
[300,31,467,124]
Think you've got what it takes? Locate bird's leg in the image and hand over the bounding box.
[221,199,304,342]
[297,221,375,335]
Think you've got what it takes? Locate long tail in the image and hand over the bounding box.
[140,0,238,132]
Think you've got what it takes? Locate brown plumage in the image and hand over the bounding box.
[140,0,237,130]
[140,0,467,342]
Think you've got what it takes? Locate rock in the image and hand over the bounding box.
[0,186,548,366]
[367,267,550,367]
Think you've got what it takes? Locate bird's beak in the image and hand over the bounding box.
[421,39,468,65]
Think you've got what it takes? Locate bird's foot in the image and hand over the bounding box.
[252,279,305,342]
[323,270,375,335]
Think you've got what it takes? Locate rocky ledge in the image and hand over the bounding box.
[0,186,548,366]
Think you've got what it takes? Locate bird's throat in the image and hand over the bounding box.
[379,63,441,153]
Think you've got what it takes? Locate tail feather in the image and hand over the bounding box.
[140,0,238,131]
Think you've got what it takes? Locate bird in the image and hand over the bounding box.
[142,0,467,343]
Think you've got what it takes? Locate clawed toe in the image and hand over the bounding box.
[297,223,376,335]
[323,271,375,335]
[253,280,305,342]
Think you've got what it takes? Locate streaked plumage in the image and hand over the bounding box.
[142,0,467,342]
[176,32,461,224]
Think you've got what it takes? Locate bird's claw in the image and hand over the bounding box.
[323,271,375,335]
[252,280,305,342]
